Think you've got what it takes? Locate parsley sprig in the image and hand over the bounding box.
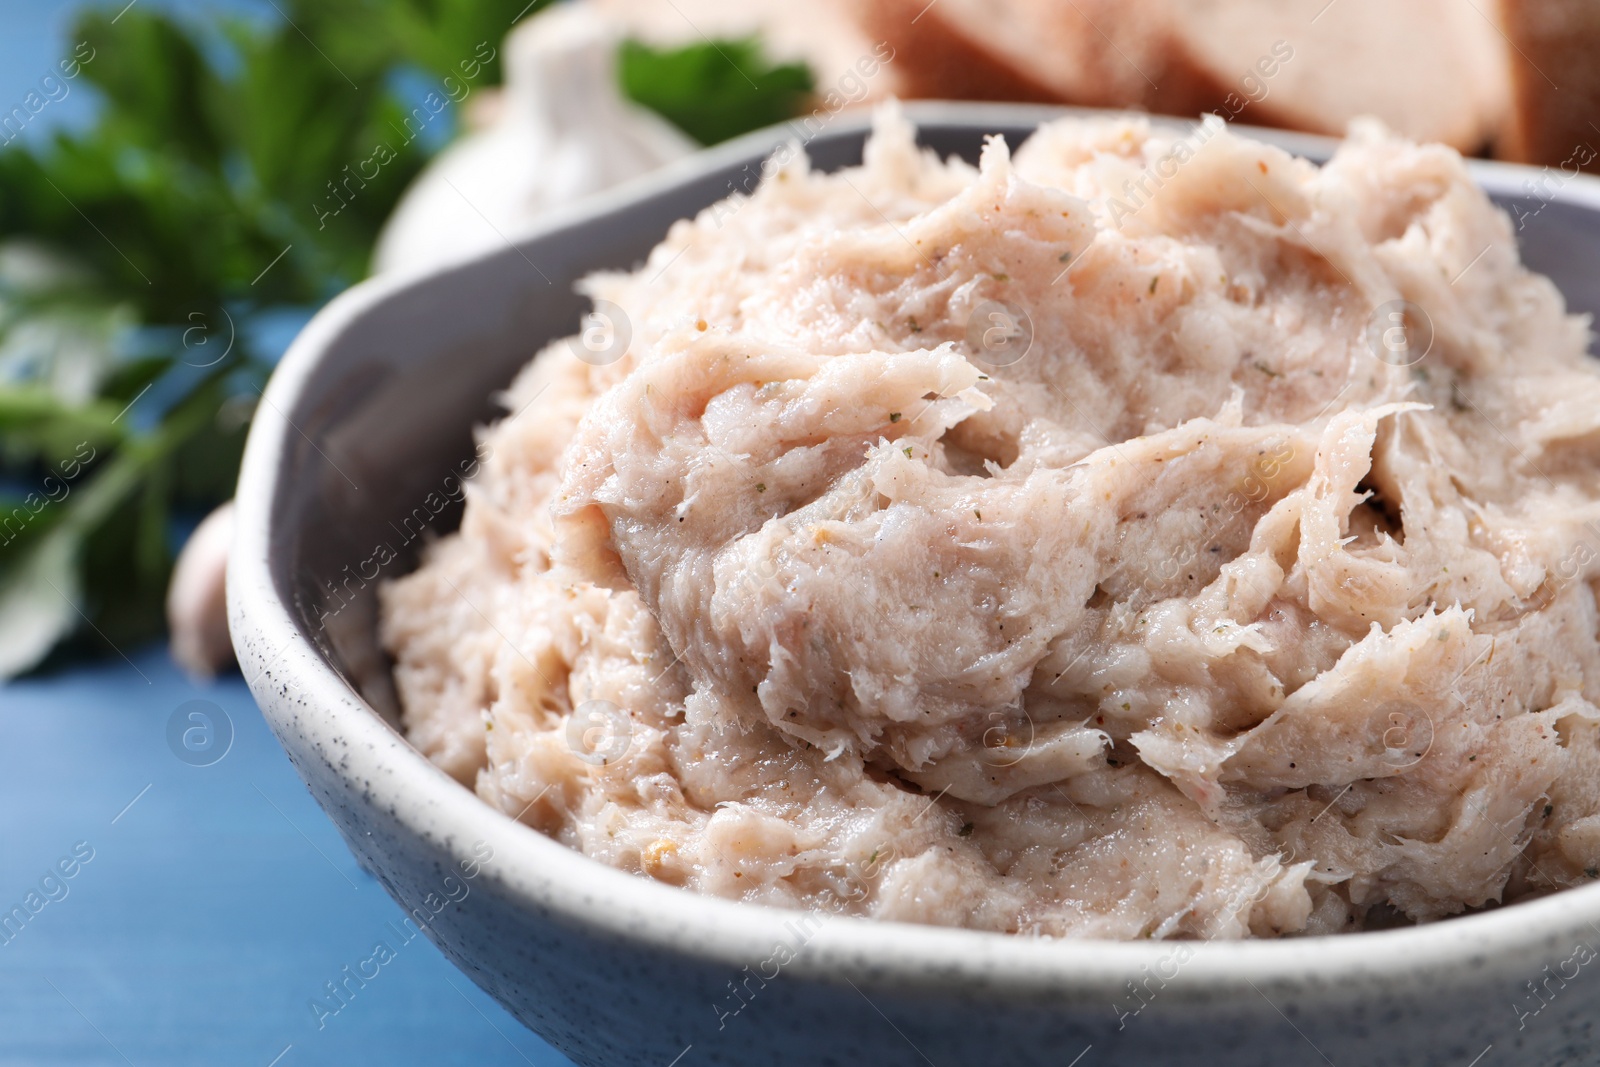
[0,1,811,676]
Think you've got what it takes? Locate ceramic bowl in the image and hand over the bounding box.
[229,101,1600,1067]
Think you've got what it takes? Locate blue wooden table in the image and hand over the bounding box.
[0,647,577,1066]
[0,0,571,1059]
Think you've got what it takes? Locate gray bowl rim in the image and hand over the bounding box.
[229,99,1600,1002]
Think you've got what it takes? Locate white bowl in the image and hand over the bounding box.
[229,102,1600,1067]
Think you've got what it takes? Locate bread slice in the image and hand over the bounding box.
[1164,0,1506,151]
[1495,0,1600,168]
[856,0,1507,151]
[857,0,1180,108]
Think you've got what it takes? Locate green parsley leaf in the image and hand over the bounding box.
[618,37,813,146]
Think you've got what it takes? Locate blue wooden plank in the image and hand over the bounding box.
[0,648,577,1067]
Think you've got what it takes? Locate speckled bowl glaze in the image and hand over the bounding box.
[230,102,1600,1067]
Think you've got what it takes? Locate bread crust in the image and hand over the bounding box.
[1496,0,1600,168]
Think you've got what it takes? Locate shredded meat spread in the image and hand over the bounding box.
[381,107,1600,939]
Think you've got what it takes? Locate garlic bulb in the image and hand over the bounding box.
[373,2,696,275]
[167,500,234,680]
